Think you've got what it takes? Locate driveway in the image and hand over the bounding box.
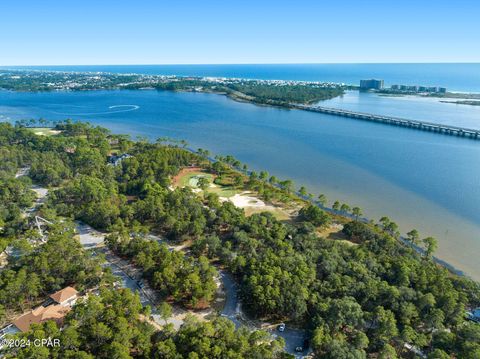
[270,326,309,357]
[219,271,243,329]
[76,221,106,248]
[219,270,310,357]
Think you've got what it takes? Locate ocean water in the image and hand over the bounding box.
[3,63,480,92]
[1,88,480,280]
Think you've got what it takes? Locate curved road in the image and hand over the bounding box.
[19,169,310,357]
[219,271,310,357]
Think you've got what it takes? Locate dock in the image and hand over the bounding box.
[295,104,480,140]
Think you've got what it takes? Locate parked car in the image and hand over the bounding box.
[278,323,286,332]
[466,308,480,323]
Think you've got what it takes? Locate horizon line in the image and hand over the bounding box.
[1,61,480,67]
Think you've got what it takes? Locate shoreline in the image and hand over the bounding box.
[3,80,480,140]
[4,86,480,141]
[2,92,480,281]
[169,146,475,281]
[179,146,476,281]
[440,100,480,106]
[7,129,473,280]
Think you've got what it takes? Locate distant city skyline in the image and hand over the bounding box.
[1,0,479,65]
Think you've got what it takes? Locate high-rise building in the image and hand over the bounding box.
[359,79,384,90]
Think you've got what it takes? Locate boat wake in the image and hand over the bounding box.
[50,104,140,116]
[108,105,140,112]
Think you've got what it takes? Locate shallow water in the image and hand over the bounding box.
[1,89,479,280]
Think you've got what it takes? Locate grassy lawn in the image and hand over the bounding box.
[175,170,241,198]
[244,207,291,221]
[206,185,239,198]
[178,171,214,188]
[28,127,61,136]
[175,168,293,219]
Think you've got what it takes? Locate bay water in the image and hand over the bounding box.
[1,87,479,279]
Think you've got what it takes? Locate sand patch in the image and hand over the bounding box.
[228,192,268,208]
[227,192,292,220]
[35,130,61,136]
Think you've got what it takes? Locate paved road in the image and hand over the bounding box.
[219,271,309,357]
[219,271,243,328]
[25,185,48,213]
[14,167,47,221]
[15,167,30,178]
[271,326,309,357]
[76,223,193,329]
[22,183,156,312]
[16,178,191,332]
[76,221,105,248]
[19,176,310,356]
[76,223,155,306]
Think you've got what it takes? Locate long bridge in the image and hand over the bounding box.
[294,104,480,140]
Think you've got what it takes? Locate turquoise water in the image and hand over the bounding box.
[1,88,480,279]
[3,63,480,92]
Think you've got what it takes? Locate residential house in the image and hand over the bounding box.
[11,286,79,333]
[49,286,78,307]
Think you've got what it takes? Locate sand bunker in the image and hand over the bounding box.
[229,192,267,208]
[227,192,278,211]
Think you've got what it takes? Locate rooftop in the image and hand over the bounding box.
[13,305,71,332]
[49,286,78,304]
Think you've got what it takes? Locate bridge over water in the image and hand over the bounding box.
[295,104,480,140]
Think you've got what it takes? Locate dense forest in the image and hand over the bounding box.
[154,80,344,105]
[106,232,218,308]
[0,121,479,358]
[0,221,105,326]
[224,82,344,104]
[9,288,285,359]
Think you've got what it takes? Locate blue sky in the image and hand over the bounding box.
[0,0,478,65]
